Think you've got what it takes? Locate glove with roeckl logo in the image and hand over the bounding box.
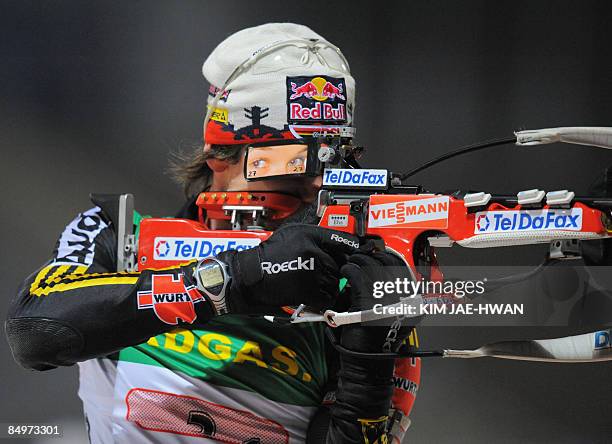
[215,224,361,313]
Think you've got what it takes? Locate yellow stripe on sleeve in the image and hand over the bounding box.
[28,258,189,297]
[29,264,57,295]
[46,265,70,283]
[30,264,93,296]
[30,275,140,297]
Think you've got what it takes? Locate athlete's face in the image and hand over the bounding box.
[205,144,322,204]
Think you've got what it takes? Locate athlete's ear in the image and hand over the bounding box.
[204,144,229,173]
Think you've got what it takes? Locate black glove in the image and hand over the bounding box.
[581,238,612,266]
[331,247,415,428]
[217,224,361,313]
[340,247,415,354]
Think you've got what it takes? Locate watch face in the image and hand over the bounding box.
[198,263,224,289]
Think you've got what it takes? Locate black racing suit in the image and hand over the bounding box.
[6,196,395,443]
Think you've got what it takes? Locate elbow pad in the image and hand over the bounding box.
[5,317,84,371]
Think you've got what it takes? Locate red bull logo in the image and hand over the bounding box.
[289,76,345,101]
[290,81,318,100]
[289,102,346,122]
[137,274,204,325]
[287,75,348,124]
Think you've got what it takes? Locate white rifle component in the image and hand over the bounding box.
[444,330,612,363]
[515,127,612,149]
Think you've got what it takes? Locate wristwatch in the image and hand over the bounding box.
[193,257,231,315]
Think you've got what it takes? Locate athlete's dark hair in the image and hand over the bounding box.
[169,144,247,198]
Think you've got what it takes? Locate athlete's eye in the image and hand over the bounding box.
[251,159,267,169]
[287,157,305,171]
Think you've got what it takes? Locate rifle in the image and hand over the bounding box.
[106,126,612,442]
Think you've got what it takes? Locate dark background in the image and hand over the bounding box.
[2,1,612,442]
